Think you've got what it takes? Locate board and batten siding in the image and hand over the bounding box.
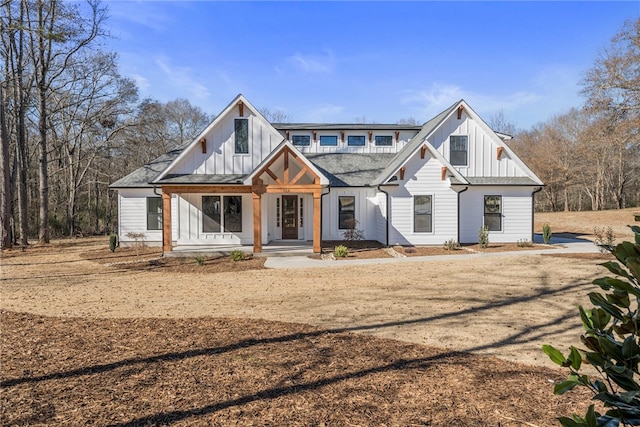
[279,130,417,155]
[321,188,379,241]
[459,187,534,244]
[428,110,527,179]
[170,111,284,176]
[174,193,253,245]
[387,153,458,245]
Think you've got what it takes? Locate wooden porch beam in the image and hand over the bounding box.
[161,185,251,194]
[283,151,290,184]
[252,192,262,253]
[264,184,323,193]
[264,168,283,185]
[313,191,321,253]
[162,191,172,253]
[289,166,308,186]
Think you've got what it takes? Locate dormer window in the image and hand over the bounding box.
[375,135,393,146]
[235,119,249,154]
[319,135,338,146]
[450,135,468,166]
[291,135,311,146]
[347,135,366,146]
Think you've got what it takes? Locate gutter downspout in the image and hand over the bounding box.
[532,186,543,242]
[320,185,331,253]
[377,184,391,246]
[457,186,469,244]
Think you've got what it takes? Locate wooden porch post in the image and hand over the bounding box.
[162,190,172,253]
[253,191,262,253]
[313,190,321,253]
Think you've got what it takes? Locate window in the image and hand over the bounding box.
[484,195,502,231]
[202,196,221,232]
[224,196,242,232]
[414,195,432,233]
[202,195,243,233]
[276,197,280,227]
[319,135,338,146]
[146,197,162,230]
[450,135,468,166]
[235,119,249,154]
[347,135,366,146]
[338,196,355,229]
[299,198,304,227]
[375,135,393,146]
[292,135,310,146]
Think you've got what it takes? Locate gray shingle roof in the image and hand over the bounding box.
[305,153,396,187]
[153,174,247,185]
[450,177,540,186]
[374,101,460,185]
[109,147,184,188]
[273,123,423,131]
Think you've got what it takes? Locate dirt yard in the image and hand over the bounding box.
[1,207,638,426]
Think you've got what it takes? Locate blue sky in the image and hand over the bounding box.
[104,1,639,130]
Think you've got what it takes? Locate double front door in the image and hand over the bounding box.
[282,195,298,240]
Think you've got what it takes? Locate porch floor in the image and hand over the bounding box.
[164,240,314,258]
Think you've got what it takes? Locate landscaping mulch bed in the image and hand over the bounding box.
[0,310,591,427]
[80,247,266,273]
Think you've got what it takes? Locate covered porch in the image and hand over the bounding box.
[160,141,328,255]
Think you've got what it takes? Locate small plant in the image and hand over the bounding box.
[230,249,245,262]
[443,239,461,251]
[593,226,616,253]
[334,244,349,258]
[478,225,489,249]
[125,232,146,255]
[542,223,553,244]
[195,255,205,266]
[543,225,640,427]
[109,233,119,253]
[516,239,533,247]
[342,218,365,241]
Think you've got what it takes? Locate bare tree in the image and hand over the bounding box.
[26,0,107,243]
[488,109,517,136]
[259,106,291,123]
[1,0,34,247]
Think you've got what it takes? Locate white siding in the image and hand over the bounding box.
[375,191,388,244]
[387,153,458,245]
[169,109,284,176]
[175,193,253,245]
[428,110,527,179]
[282,130,417,155]
[321,188,378,241]
[118,189,164,246]
[459,187,534,243]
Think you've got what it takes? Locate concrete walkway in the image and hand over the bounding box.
[264,235,601,269]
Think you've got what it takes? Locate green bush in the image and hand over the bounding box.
[334,245,349,258]
[230,249,245,262]
[543,225,640,427]
[195,255,205,266]
[478,225,489,248]
[109,233,118,253]
[543,223,553,244]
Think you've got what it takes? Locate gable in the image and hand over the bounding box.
[427,102,542,184]
[156,95,285,181]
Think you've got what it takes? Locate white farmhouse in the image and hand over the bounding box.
[110,94,543,254]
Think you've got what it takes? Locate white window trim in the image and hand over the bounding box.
[413,194,434,234]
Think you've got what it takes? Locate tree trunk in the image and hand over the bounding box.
[0,85,12,249]
[38,86,49,243]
